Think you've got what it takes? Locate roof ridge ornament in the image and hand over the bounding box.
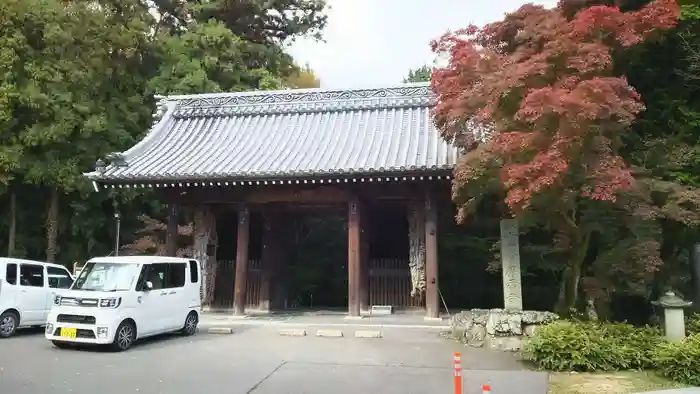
[152,95,169,125]
[172,84,433,111]
[105,152,128,168]
[95,159,106,173]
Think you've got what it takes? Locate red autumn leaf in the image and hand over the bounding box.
[431,0,680,214]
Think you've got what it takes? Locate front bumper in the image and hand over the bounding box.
[45,307,122,345]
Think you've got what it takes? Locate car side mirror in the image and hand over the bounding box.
[144,281,153,291]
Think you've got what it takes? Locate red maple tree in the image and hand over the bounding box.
[431,0,680,217]
[430,0,681,313]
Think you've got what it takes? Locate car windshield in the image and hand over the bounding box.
[71,262,140,292]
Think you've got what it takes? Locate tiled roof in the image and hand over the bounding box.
[85,82,459,183]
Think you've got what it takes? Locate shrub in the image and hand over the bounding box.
[653,333,700,386]
[601,323,664,369]
[686,313,700,335]
[522,320,662,372]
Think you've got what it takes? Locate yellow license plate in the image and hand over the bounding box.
[59,328,77,339]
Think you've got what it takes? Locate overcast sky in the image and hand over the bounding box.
[287,0,559,89]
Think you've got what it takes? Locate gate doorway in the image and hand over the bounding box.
[367,201,422,309]
[286,206,347,309]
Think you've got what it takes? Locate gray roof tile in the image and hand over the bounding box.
[86,82,459,182]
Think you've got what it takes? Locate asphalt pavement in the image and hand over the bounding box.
[0,325,548,394]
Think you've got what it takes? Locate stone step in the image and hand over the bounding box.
[370,305,394,315]
[199,318,449,330]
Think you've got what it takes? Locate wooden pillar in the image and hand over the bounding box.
[500,218,523,310]
[165,203,179,256]
[425,192,439,319]
[360,203,370,312]
[233,204,250,316]
[348,198,362,317]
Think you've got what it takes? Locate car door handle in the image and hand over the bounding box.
[168,291,176,295]
[159,291,167,296]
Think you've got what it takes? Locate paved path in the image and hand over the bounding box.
[0,325,548,394]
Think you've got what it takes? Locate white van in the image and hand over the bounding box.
[0,258,75,338]
[45,256,201,351]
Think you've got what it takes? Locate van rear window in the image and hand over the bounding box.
[5,263,17,285]
[189,260,198,283]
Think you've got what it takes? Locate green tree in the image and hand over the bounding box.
[285,63,321,89]
[0,0,158,262]
[403,65,433,83]
[149,20,285,95]
[431,0,681,314]
[150,0,329,84]
[191,0,327,43]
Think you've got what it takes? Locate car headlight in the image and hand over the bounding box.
[99,297,121,308]
[53,295,61,305]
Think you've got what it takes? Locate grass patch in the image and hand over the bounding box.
[548,371,686,394]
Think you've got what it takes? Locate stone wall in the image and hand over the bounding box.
[450,309,558,352]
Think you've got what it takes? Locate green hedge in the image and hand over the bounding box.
[522,320,662,372]
[653,333,700,386]
[686,312,700,335]
[523,319,700,386]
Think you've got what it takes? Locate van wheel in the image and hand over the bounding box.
[181,312,198,336]
[0,311,18,338]
[111,321,136,351]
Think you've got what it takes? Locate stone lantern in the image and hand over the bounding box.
[652,291,693,342]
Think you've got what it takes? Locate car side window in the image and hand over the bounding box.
[47,266,73,289]
[5,263,17,285]
[147,263,168,290]
[189,260,199,283]
[167,263,186,288]
[19,264,44,287]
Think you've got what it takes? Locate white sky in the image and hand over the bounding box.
[287,0,559,89]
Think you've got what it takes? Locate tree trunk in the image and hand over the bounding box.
[555,266,571,314]
[555,231,591,314]
[45,188,59,263]
[8,190,16,257]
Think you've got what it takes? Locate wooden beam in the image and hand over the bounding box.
[233,204,250,315]
[425,192,439,319]
[153,180,452,205]
[347,197,362,317]
[246,186,350,203]
[165,204,178,256]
